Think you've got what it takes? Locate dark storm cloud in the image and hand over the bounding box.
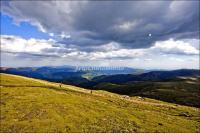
[58,36,110,52]
[1,1,199,50]
[70,1,199,48]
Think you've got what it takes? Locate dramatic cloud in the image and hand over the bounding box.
[1,35,198,61]
[1,1,199,69]
[1,35,55,53]
[1,35,80,58]
[1,1,199,49]
[1,35,144,59]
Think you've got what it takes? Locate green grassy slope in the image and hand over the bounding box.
[94,78,200,107]
[0,73,200,132]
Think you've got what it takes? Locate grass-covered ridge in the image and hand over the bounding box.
[0,73,200,132]
[94,78,200,107]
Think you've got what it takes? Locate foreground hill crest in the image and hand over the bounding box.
[0,73,199,132]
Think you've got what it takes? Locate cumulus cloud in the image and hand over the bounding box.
[1,1,199,49]
[1,35,145,60]
[1,34,199,69]
[151,39,199,55]
[1,35,75,57]
[1,35,198,61]
[1,35,54,53]
[89,49,146,60]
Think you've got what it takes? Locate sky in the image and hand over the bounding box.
[0,1,199,69]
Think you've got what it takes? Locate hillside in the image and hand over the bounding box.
[1,73,200,132]
[94,77,200,107]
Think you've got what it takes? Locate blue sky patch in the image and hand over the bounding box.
[1,14,50,40]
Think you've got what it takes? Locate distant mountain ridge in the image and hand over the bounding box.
[1,66,199,86]
[92,69,200,84]
[0,66,143,74]
[0,66,144,82]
